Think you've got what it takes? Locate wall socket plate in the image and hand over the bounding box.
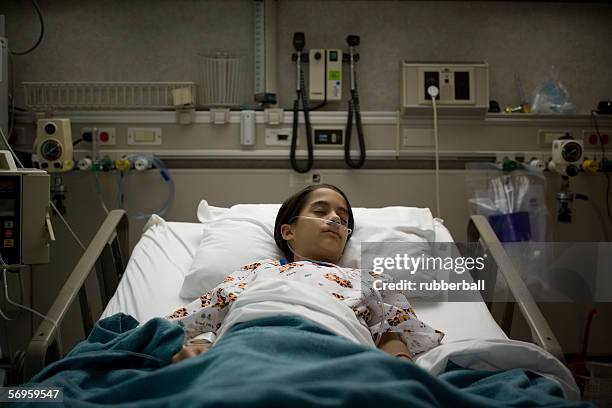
[265,127,297,146]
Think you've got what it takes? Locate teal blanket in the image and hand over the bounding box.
[20,314,591,407]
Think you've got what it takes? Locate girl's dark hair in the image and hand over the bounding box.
[274,184,355,262]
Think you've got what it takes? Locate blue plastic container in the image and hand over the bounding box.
[488,211,532,242]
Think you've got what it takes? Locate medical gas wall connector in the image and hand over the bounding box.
[134,157,152,171]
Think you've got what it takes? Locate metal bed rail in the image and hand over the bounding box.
[22,210,129,383]
[467,215,563,361]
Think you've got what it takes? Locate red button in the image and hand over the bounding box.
[589,134,598,145]
[100,132,109,142]
[4,230,12,238]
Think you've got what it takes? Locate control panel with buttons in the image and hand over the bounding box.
[0,176,20,264]
[308,49,342,102]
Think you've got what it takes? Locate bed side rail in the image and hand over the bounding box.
[467,215,563,361]
[23,210,129,382]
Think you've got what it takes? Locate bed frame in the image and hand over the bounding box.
[19,211,563,383]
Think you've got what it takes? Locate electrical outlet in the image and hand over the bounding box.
[266,128,297,146]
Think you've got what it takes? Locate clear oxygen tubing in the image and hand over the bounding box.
[290,42,314,173]
[94,171,110,215]
[285,217,386,346]
[344,36,366,169]
[291,215,353,235]
[118,155,175,220]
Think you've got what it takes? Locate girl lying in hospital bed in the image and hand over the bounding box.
[20,185,591,407]
[167,184,444,363]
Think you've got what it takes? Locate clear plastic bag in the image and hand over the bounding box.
[465,163,550,292]
[466,163,549,241]
[531,66,576,114]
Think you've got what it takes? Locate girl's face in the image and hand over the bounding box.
[281,188,350,263]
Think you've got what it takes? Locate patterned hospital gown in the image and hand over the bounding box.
[166,259,444,355]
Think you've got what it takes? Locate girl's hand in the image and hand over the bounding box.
[171,343,212,363]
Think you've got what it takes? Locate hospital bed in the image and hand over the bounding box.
[20,208,563,384]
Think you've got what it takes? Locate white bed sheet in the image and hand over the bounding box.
[101,220,507,343]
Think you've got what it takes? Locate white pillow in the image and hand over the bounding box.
[341,207,435,269]
[181,201,443,300]
[180,202,283,299]
[197,200,230,221]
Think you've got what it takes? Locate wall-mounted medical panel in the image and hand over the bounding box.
[402,62,489,117]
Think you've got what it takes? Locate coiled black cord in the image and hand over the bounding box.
[10,0,45,56]
[291,68,314,173]
[345,73,366,168]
